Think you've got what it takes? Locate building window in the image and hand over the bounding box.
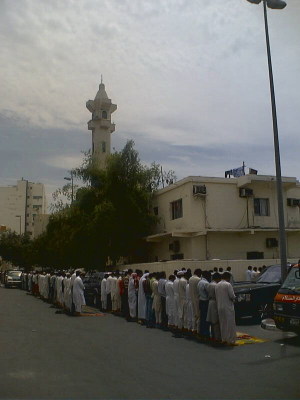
[254,198,270,216]
[33,196,42,199]
[102,110,107,119]
[171,199,183,220]
[33,205,42,209]
[153,207,158,215]
[101,141,106,153]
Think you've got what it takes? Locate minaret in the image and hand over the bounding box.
[86,79,117,169]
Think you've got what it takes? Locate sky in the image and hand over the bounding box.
[0,0,299,208]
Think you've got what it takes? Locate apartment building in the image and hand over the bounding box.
[146,174,300,262]
[0,179,47,236]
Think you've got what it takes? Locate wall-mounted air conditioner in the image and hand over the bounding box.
[266,238,278,248]
[169,240,180,253]
[239,188,253,198]
[287,198,300,207]
[193,185,206,196]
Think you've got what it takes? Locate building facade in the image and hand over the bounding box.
[86,80,117,169]
[0,179,47,236]
[146,174,300,262]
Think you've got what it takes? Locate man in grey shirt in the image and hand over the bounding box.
[197,271,211,338]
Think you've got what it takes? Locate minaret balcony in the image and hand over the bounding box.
[88,119,116,131]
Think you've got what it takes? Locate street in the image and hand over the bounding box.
[0,286,300,400]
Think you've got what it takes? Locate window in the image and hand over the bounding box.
[254,198,270,216]
[33,196,42,199]
[101,141,106,153]
[102,110,107,119]
[33,205,41,209]
[171,199,183,220]
[153,207,158,216]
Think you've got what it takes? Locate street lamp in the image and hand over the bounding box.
[245,0,287,281]
[15,215,21,235]
[64,171,74,203]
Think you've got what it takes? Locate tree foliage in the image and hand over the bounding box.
[0,141,176,271]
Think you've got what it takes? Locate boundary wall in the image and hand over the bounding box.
[115,258,299,281]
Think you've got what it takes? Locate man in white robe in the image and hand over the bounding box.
[178,271,187,330]
[151,274,161,326]
[106,274,113,312]
[215,272,236,345]
[165,275,175,327]
[186,282,194,331]
[138,272,149,322]
[172,271,180,328]
[207,272,222,342]
[110,274,118,312]
[128,272,138,319]
[101,274,108,311]
[188,269,201,332]
[73,272,86,315]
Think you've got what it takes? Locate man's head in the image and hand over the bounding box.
[226,267,231,272]
[212,272,222,282]
[194,268,202,277]
[248,266,252,271]
[202,271,211,282]
[222,272,231,282]
[169,274,175,282]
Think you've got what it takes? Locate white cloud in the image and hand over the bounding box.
[0,0,300,204]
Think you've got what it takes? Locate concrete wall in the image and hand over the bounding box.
[115,258,298,282]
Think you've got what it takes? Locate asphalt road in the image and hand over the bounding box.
[0,286,300,400]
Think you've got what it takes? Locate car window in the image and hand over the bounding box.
[281,268,300,293]
[256,265,281,284]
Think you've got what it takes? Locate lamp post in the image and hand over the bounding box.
[15,215,21,235]
[64,171,74,203]
[246,0,287,281]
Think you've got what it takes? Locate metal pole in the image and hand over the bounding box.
[71,171,74,203]
[263,0,288,280]
[19,216,21,235]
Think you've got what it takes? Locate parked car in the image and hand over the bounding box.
[5,270,22,288]
[234,264,292,320]
[82,271,104,307]
[273,263,300,333]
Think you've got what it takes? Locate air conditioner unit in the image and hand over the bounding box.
[266,238,278,248]
[193,185,206,196]
[239,188,253,198]
[169,240,180,253]
[287,198,300,207]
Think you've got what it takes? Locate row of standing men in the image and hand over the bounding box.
[21,270,86,315]
[100,268,237,345]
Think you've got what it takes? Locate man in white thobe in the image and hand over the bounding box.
[215,272,236,345]
[178,271,187,330]
[128,273,138,319]
[173,272,180,328]
[165,275,175,327]
[73,272,86,315]
[188,269,201,332]
[138,272,149,322]
[101,274,108,311]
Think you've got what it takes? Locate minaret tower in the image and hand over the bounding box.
[86,79,117,169]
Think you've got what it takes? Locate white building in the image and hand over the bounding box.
[0,179,47,236]
[146,173,300,263]
[86,80,117,169]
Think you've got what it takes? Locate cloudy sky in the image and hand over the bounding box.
[0,0,299,207]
